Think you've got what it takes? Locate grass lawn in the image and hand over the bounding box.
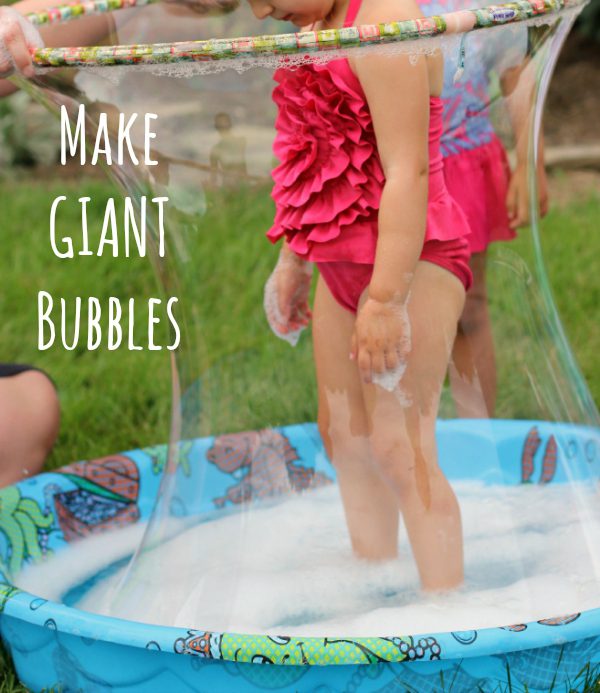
[0,172,598,689]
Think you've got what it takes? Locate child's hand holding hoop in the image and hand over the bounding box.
[0,7,43,79]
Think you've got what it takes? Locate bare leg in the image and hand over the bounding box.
[449,251,497,418]
[0,371,60,487]
[363,262,465,591]
[312,276,399,560]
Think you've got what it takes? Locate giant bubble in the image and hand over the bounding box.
[2,0,600,690]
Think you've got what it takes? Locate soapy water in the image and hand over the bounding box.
[17,480,600,635]
[372,362,410,401]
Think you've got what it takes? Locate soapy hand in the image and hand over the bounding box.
[0,7,44,79]
[350,296,411,391]
[263,247,313,347]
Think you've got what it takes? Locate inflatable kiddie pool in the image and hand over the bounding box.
[1,0,600,689]
[3,420,600,691]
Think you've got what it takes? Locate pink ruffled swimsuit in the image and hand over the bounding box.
[267,0,473,313]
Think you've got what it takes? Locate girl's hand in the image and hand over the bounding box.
[263,248,313,346]
[0,7,44,79]
[350,297,411,390]
[506,161,549,229]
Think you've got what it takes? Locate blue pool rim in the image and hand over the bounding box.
[1,419,600,690]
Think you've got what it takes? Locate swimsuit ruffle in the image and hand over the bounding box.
[268,62,384,263]
[268,62,472,264]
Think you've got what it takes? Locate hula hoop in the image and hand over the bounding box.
[26,0,157,26]
[27,0,581,68]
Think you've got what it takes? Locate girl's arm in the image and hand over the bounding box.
[0,0,115,97]
[501,58,549,227]
[349,0,432,381]
[0,0,237,96]
[353,1,432,305]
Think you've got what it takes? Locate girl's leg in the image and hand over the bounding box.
[449,251,497,418]
[312,275,399,561]
[362,262,465,591]
[0,371,60,487]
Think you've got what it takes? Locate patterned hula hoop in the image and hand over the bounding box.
[26,0,156,27]
[25,0,238,26]
[28,0,578,68]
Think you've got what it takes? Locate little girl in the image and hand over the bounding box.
[257,0,472,591]
[416,0,549,417]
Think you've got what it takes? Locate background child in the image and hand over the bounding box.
[417,0,549,417]
[258,0,473,592]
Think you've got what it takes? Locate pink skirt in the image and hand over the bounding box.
[443,135,515,255]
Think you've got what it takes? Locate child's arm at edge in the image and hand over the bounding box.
[0,0,120,97]
[501,58,549,228]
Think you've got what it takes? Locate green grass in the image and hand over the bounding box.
[0,643,27,693]
[0,177,321,471]
[536,194,600,400]
[485,192,600,422]
[0,178,173,469]
[0,174,598,689]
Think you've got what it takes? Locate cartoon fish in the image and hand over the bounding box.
[174,630,222,659]
[501,624,528,632]
[539,435,557,484]
[538,613,580,626]
[521,426,542,483]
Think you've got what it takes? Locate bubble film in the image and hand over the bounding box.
[4,0,600,689]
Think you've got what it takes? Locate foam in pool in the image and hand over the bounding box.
[16,480,600,635]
